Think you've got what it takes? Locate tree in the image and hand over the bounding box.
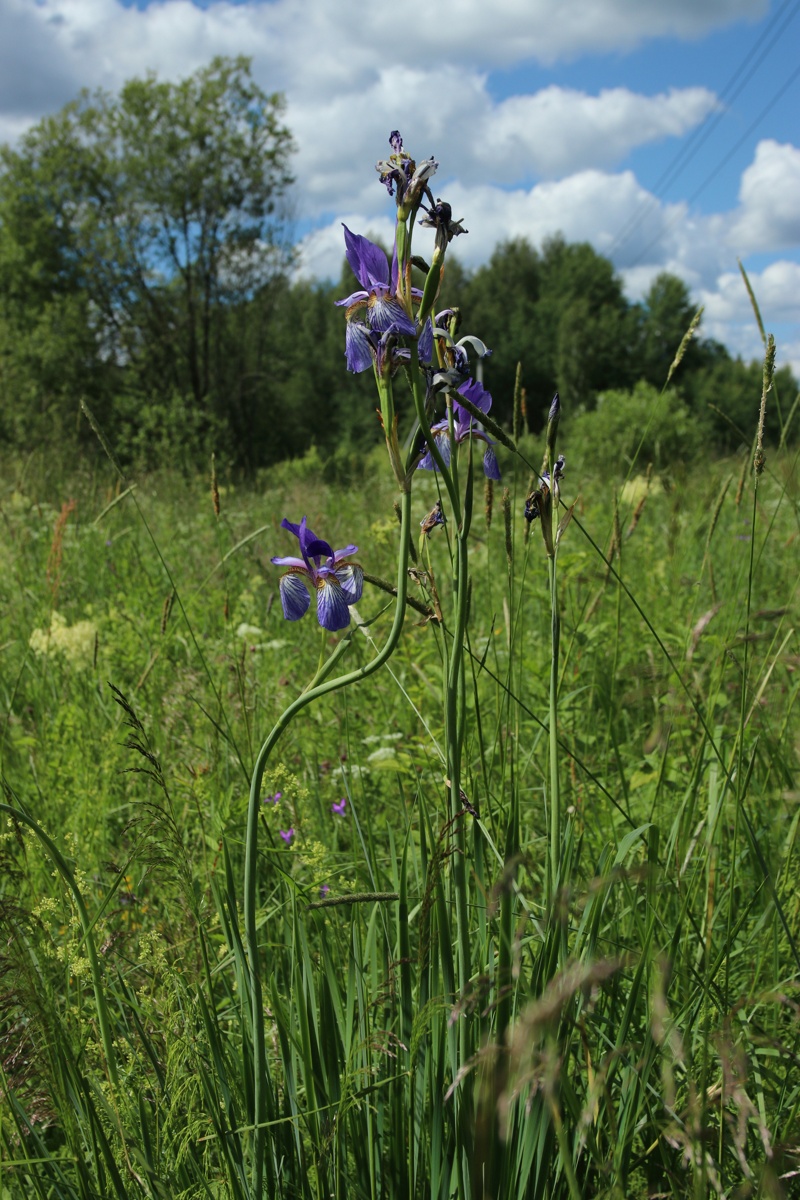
[0,57,294,454]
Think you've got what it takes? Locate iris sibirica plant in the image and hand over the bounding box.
[244,129,570,1198]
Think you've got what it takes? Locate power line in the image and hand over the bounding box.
[607,0,800,262]
[626,58,800,270]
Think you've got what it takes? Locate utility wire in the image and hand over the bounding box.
[626,58,800,269]
[608,0,800,261]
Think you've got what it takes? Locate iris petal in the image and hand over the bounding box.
[343,226,390,291]
[279,572,311,621]
[316,577,351,631]
[483,445,501,481]
[457,377,492,415]
[271,554,306,568]
[334,563,363,605]
[418,318,434,364]
[345,322,375,373]
[369,296,416,335]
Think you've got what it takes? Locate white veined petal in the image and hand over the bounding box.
[334,563,363,605]
[279,572,311,621]
[316,577,350,631]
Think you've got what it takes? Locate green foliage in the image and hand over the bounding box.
[1,427,799,1196]
[570,380,707,473]
[0,56,293,458]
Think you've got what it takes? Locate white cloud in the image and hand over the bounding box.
[729,140,800,253]
[478,86,718,179]
[17,0,767,92]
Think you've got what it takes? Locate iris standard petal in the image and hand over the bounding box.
[457,377,492,415]
[343,226,390,291]
[279,572,311,621]
[334,563,364,605]
[280,516,304,538]
[483,445,501,481]
[316,576,351,631]
[345,321,375,373]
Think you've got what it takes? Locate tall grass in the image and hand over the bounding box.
[2,225,799,1197]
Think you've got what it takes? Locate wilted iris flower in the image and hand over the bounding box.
[271,517,363,632]
[375,130,438,211]
[418,378,501,480]
[419,198,467,253]
[335,226,416,336]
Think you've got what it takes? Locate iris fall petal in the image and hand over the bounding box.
[279,572,311,621]
[317,577,351,631]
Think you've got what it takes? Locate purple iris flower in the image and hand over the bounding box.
[344,320,411,375]
[335,227,416,336]
[417,378,501,481]
[331,797,347,816]
[280,828,295,844]
[271,517,364,632]
[320,883,330,898]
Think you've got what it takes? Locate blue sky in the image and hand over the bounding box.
[1,0,799,373]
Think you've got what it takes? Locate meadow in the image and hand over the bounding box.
[1,365,799,1199]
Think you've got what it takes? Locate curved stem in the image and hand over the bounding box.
[245,487,412,1193]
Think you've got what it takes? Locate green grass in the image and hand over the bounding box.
[1,413,799,1197]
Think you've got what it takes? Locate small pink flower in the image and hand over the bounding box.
[331,798,347,816]
[279,828,295,844]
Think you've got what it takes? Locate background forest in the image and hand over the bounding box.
[0,57,796,477]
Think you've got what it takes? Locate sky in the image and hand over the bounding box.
[1,0,799,376]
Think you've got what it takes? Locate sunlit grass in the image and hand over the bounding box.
[1,412,798,1196]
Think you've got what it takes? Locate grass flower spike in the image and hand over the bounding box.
[271,516,363,632]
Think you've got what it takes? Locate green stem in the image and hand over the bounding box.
[244,488,412,1194]
[548,552,561,907]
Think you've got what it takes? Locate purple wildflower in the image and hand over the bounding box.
[271,516,363,633]
[262,790,282,806]
[320,883,330,898]
[343,320,411,376]
[418,378,501,481]
[335,227,416,336]
[331,797,347,816]
[279,828,295,844]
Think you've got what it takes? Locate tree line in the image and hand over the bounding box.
[0,58,794,474]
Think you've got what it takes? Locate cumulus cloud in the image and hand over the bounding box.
[729,140,800,253]
[11,0,767,95]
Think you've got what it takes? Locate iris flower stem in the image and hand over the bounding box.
[244,488,412,1196]
[547,548,561,911]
